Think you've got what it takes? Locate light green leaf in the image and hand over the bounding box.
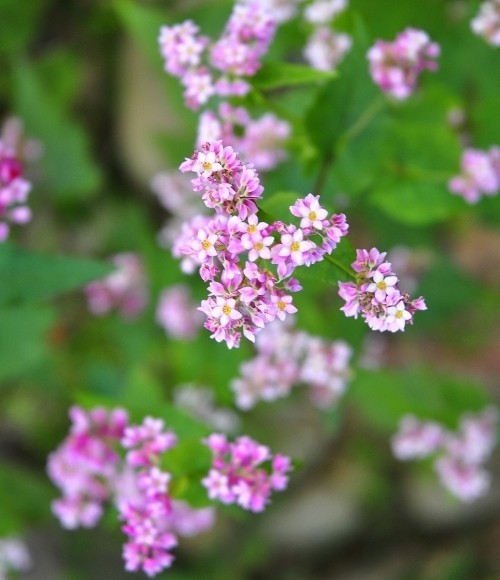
[252,62,336,91]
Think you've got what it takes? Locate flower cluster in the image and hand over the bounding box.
[448,146,500,204]
[0,127,33,242]
[47,406,128,529]
[84,253,149,320]
[392,407,498,502]
[197,102,291,171]
[48,408,216,577]
[367,28,440,99]
[471,0,500,46]
[338,248,427,332]
[178,141,348,347]
[156,284,204,340]
[202,433,292,512]
[231,318,353,409]
[303,0,352,71]
[0,537,31,580]
[158,2,276,109]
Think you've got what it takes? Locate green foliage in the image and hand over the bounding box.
[252,62,336,90]
[12,60,103,201]
[350,368,489,432]
[0,244,113,305]
[0,0,50,55]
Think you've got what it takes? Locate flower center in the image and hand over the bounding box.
[395,310,403,319]
[308,211,317,221]
[202,162,212,171]
[248,225,257,233]
[290,242,300,252]
[254,242,264,251]
[277,300,287,311]
[222,305,232,316]
[201,240,212,250]
[376,281,387,291]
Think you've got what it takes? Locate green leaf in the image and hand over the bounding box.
[0,0,49,55]
[0,244,114,305]
[350,368,489,432]
[252,62,336,91]
[298,236,356,285]
[11,60,103,201]
[305,16,380,155]
[0,306,55,381]
[0,461,54,534]
[259,190,300,221]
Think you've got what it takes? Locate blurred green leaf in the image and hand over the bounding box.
[0,461,54,534]
[0,244,113,305]
[252,62,336,91]
[0,0,49,55]
[0,306,55,381]
[11,60,103,201]
[350,368,489,431]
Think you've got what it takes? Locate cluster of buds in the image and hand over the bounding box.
[202,433,292,512]
[392,407,498,502]
[158,2,276,109]
[197,102,291,171]
[178,141,348,348]
[0,130,33,241]
[84,253,149,320]
[367,28,440,99]
[448,146,500,204]
[231,318,352,409]
[303,0,352,71]
[338,248,426,332]
[471,0,500,46]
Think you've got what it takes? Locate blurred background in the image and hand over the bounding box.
[1,0,500,578]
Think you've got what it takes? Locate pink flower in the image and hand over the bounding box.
[471,0,500,46]
[448,147,500,204]
[391,415,444,460]
[211,297,243,327]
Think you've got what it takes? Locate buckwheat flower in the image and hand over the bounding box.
[84,253,149,320]
[448,147,500,203]
[367,28,440,99]
[182,69,215,109]
[471,0,500,46]
[391,415,444,460]
[434,456,491,503]
[304,0,347,23]
[202,434,292,512]
[275,229,314,266]
[304,27,352,71]
[122,417,177,468]
[211,297,243,326]
[156,284,204,340]
[0,537,31,578]
[290,193,329,229]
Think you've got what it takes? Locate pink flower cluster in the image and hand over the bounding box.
[471,0,500,46]
[84,253,149,320]
[158,2,276,109]
[392,407,498,502]
[47,406,128,529]
[0,132,32,241]
[338,248,427,332]
[231,318,352,409]
[197,102,291,171]
[304,27,352,72]
[302,0,351,72]
[178,142,348,347]
[367,28,440,99]
[48,408,216,577]
[448,146,500,204]
[202,433,292,512]
[156,284,204,340]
